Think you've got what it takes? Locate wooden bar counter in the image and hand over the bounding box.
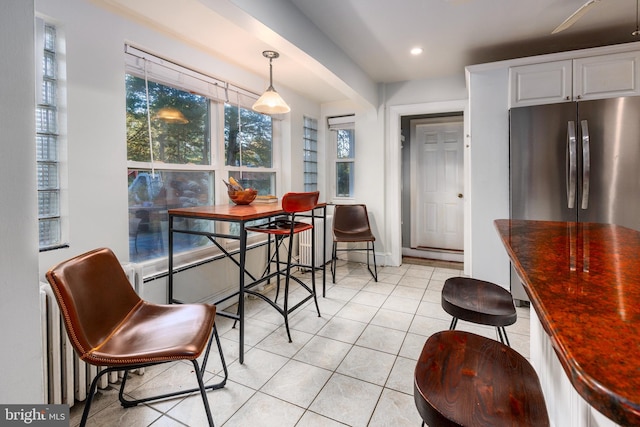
[495,219,640,427]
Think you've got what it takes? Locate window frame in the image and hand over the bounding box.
[125,48,281,268]
[36,20,68,251]
[328,115,355,200]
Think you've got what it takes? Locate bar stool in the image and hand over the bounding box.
[442,277,517,346]
[245,191,321,342]
[414,330,549,427]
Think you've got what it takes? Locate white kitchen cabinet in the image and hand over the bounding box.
[530,309,621,427]
[574,50,640,101]
[509,60,572,107]
[510,51,640,107]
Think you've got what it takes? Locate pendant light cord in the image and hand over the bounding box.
[635,0,640,36]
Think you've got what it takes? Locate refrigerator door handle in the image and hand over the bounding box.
[581,120,590,209]
[567,121,577,209]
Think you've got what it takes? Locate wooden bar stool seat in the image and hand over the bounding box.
[442,276,517,346]
[414,330,549,427]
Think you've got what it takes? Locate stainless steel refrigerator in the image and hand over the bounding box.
[509,97,640,301]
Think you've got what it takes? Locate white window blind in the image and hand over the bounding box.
[124,45,258,110]
[328,114,355,130]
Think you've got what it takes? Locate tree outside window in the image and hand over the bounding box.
[224,104,275,196]
[126,74,213,262]
[336,129,355,197]
[126,75,210,165]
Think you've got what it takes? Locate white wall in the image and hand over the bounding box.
[320,100,387,264]
[0,0,45,403]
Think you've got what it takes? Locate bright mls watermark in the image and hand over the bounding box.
[0,405,68,426]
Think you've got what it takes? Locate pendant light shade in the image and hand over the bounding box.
[252,51,290,114]
[155,107,189,124]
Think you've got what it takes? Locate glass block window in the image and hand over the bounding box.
[303,116,318,192]
[36,23,61,249]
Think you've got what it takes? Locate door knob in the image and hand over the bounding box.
[458,193,463,198]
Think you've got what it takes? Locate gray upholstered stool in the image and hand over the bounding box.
[441,276,517,346]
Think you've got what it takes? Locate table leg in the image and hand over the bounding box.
[168,215,174,304]
[238,223,246,364]
[322,205,327,297]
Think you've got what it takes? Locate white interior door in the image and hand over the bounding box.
[410,119,464,251]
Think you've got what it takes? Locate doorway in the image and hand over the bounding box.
[401,113,464,262]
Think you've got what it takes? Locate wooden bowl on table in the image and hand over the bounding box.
[228,189,258,205]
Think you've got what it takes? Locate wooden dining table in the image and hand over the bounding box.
[167,202,327,364]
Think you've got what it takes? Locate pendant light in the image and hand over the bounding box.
[252,50,290,114]
[155,107,189,124]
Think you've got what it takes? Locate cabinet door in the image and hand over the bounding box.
[509,60,572,108]
[574,51,640,100]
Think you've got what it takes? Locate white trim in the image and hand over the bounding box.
[387,100,470,275]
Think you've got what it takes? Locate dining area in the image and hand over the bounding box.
[51,192,541,427]
[65,254,516,426]
[53,197,640,426]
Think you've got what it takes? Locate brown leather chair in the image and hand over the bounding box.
[45,248,227,427]
[331,204,377,283]
[245,191,321,342]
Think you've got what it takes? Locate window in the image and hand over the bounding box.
[125,46,276,263]
[303,116,318,192]
[36,21,63,250]
[224,103,275,194]
[329,115,355,198]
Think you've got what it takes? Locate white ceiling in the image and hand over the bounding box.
[95,0,640,104]
[290,0,640,83]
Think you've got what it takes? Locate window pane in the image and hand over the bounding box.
[39,218,60,247]
[36,135,57,161]
[43,51,56,79]
[126,74,211,165]
[38,190,59,217]
[336,129,355,159]
[37,163,58,190]
[228,172,275,196]
[224,104,273,167]
[41,79,56,106]
[128,169,214,262]
[336,162,354,197]
[43,25,56,51]
[36,106,57,134]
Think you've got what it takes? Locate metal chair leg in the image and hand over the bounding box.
[331,241,338,283]
[449,317,458,330]
[497,326,511,347]
[367,240,378,281]
[99,326,228,426]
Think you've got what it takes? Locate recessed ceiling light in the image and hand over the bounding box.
[410,47,423,56]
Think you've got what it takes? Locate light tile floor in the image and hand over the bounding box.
[69,260,530,427]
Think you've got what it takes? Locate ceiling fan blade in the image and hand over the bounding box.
[552,0,602,34]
